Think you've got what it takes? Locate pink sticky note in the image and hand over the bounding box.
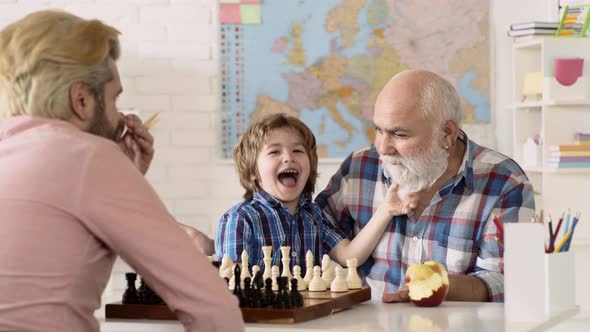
[220,4,241,24]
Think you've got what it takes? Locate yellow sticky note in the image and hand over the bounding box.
[522,72,543,96]
[241,4,261,24]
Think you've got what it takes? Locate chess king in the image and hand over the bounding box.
[215,113,418,276]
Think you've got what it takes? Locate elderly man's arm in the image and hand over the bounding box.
[467,181,535,302]
[177,223,215,256]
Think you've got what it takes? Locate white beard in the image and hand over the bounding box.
[380,141,450,201]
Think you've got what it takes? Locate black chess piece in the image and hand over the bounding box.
[122,273,138,304]
[274,277,292,309]
[137,277,147,304]
[233,264,245,307]
[243,277,252,307]
[250,273,264,308]
[263,278,274,307]
[290,279,304,307]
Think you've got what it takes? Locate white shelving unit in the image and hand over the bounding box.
[510,37,590,243]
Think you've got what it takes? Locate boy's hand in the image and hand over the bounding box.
[378,183,418,217]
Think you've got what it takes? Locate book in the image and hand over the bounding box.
[507,28,557,37]
[548,144,590,151]
[547,151,590,157]
[556,5,590,36]
[510,22,560,30]
[546,156,590,162]
[545,161,590,168]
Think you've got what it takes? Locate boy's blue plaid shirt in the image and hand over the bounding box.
[215,190,346,274]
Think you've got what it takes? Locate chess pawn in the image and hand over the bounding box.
[271,265,280,291]
[330,266,349,293]
[346,258,362,289]
[240,249,251,288]
[303,250,314,284]
[137,277,147,304]
[122,273,138,304]
[308,266,327,292]
[219,253,233,279]
[321,254,335,288]
[280,246,292,279]
[290,279,304,307]
[262,246,273,280]
[251,265,260,279]
[292,265,307,291]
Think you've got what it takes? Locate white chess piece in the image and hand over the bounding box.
[321,254,335,288]
[271,265,280,291]
[262,246,273,280]
[346,258,362,289]
[280,246,292,279]
[228,264,237,291]
[251,265,260,280]
[292,265,307,291]
[330,266,349,292]
[308,266,327,292]
[240,249,251,288]
[219,254,233,280]
[303,250,314,284]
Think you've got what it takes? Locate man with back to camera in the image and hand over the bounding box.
[0,10,244,332]
[315,69,535,303]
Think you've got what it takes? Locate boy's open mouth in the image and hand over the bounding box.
[278,169,298,187]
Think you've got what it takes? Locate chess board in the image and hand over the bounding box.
[105,287,371,324]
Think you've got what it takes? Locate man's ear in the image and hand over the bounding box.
[443,119,459,147]
[69,81,93,121]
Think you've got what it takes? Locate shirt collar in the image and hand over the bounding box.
[253,189,312,211]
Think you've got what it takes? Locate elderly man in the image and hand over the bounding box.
[316,69,535,303]
[0,10,243,332]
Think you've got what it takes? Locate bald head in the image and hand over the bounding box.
[376,70,463,126]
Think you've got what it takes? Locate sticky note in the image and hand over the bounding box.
[220,4,241,24]
[241,4,261,24]
[220,0,240,3]
[241,0,261,3]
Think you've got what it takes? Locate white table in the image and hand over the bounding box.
[100,301,585,332]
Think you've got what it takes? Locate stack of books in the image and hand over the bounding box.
[508,21,559,37]
[574,132,590,144]
[546,144,590,168]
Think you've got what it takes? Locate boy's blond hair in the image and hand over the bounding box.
[234,113,318,200]
[0,10,121,119]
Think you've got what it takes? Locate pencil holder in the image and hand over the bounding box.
[504,223,577,322]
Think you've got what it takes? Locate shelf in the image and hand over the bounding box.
[513,38,542,50]
[510,100,590,109]
[524,167,590,174]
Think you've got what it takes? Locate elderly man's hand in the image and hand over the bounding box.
[177,223,215,256]
[382,285,410,303]
[379,183,418,217]
[118,113,154,175]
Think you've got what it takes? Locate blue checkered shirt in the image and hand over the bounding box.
[315,130,535,302]
[215,190,346,274]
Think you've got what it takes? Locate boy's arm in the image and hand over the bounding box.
[328,184,417,266]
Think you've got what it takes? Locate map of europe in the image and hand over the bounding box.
[220,0,490,158]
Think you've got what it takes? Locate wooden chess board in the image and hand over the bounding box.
[105,287,371,324]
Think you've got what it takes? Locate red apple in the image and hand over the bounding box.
[405,260,449,307]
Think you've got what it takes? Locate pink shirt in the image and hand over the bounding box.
[0,116,244,332]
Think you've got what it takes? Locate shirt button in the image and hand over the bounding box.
[412,236,418,242]
[291,252,297,257]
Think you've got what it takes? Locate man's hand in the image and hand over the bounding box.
[177,223,215,256]
[118,113,154,175]
[382,284,410,303]
[378,183,418,217]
